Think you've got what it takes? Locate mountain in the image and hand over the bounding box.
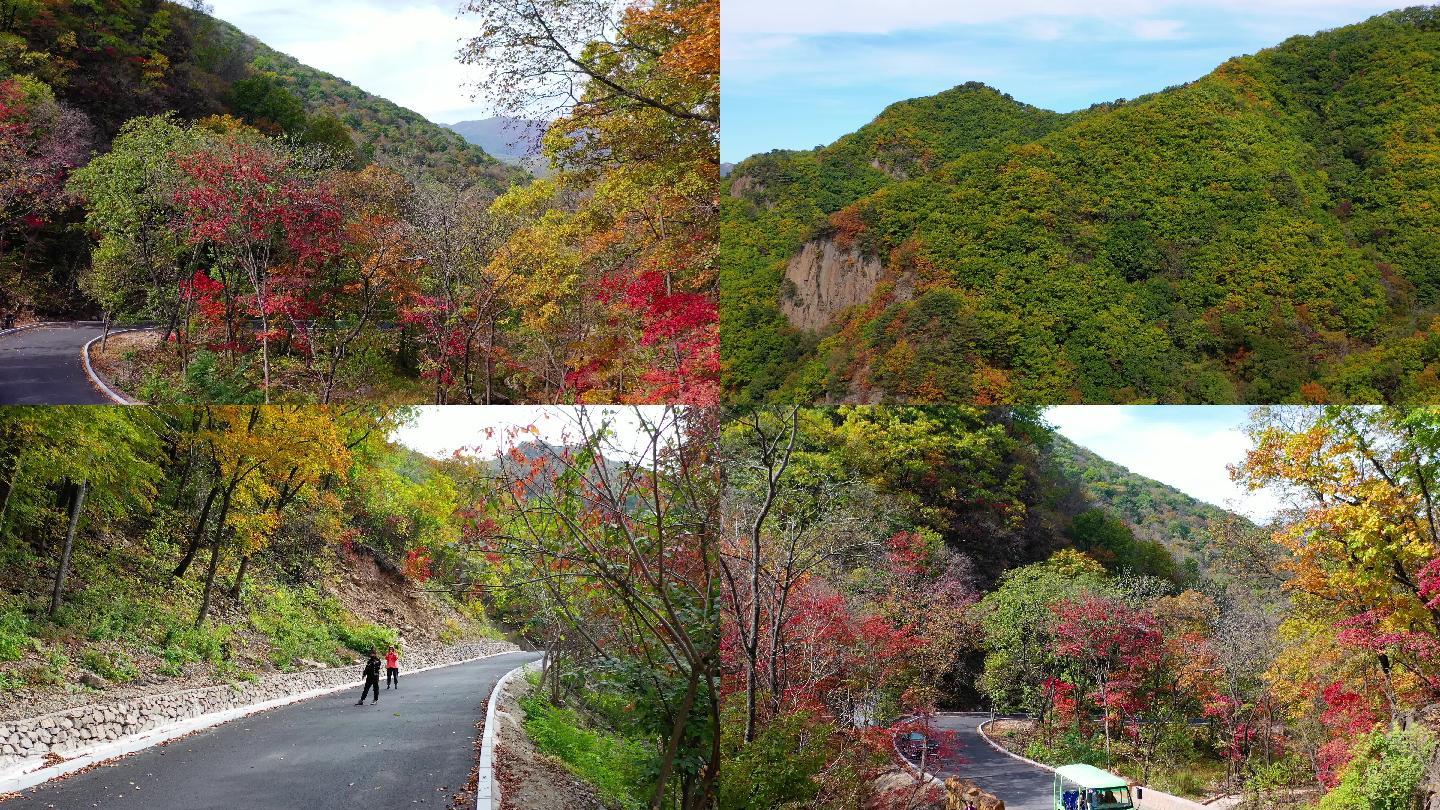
[8,0,523,191]
[1045,433,1247,573]
[722,7,1440,406]
[443,116,546,161]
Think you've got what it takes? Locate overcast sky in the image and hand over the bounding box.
[722,0,1408,162]
[209,0,494,125]
[1046,406,1282,522]
[392,406,674,461]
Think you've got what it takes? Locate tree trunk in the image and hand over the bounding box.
[174,485,219,578]
[1100,674,1111,761]
[0,452,19,541]
[652,662,701,810]
[49,480,87,618]
[227,553,251,599]
[195,484,233,628]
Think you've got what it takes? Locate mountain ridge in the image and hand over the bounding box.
[721,6,1440,406]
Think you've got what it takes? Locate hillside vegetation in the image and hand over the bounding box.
[2,0,718,405]
[718,407,1260,806]
[0,406,503,714]
[0,404,720,806]
[1046,433,1243,573]
[722,7,1440,406]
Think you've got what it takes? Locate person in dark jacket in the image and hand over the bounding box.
[355,650,381,705]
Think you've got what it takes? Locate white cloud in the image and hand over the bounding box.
[721,0,1401,36]
[209,0,496,123]
[1132,19,1187,40]
[1045,406,1282,522]
[1024,20,1068,41]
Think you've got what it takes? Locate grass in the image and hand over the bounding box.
[80,649,139,683]
[0,607,37,661]
[520,682,652,810]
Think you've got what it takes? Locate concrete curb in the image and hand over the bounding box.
[0,647,521,794]
[974,713,1208,810]
[81,328,154,404]
[476,658,542,810]
[976,715,1058,773]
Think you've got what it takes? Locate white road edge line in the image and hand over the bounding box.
[975,715,1057,773]
[476,657,543,810]
[0,648,524,795]
[0,322,54,339]
[81,328,152,404]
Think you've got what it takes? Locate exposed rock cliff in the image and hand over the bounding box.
[779,239,888,332]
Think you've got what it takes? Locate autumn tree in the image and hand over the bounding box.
[483,406,720,809]
[461,0,719,403]
[1236,406,1440,711]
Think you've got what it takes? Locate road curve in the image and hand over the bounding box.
[0,322,114,404]
[8,650,542,809]
[901,712,1054,810]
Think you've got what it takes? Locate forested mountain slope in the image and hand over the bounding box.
[2,0,521,317]
[12,0,519,188]
[722,7,1440,406]
[1045,433,1244,573]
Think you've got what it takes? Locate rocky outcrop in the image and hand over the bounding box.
[946,777,1005,810]
[0,639,516,772]
[780,238,892,332]
[729,174,763,198]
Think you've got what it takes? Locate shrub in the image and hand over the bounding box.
[1026,730,1108,768]
[249,586,339,668]
[0,609,36,661]
[335,620,397,656]
[159,622,229,675]
[1319,727,1437,810]
[718,709,832,809]
[81,649,138,683]
[84,593,151,642]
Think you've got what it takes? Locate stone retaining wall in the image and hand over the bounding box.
[0,639,516,771]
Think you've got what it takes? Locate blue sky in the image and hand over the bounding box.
[722,0,1409,162]
[1046,406,1281,522]
[209,0,496,124]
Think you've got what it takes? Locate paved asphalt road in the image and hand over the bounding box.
[9,650,541,809]
[0,323,112,404]
[902,712,1054,810]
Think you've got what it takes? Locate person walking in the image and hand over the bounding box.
[355,649,381,705]
[384,646,400,690]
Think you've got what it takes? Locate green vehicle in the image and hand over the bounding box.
[1053,764,1134,810]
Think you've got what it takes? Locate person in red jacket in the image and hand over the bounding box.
[384,646,400,689]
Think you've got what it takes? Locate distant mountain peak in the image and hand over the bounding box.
[443,116,547,160]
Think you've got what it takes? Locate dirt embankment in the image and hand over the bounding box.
[332,545,470,644]
[495,674,604,810]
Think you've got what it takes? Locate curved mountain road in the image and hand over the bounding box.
[0,322,114,404]
[7,650,541,809]
[900,712,1053,810]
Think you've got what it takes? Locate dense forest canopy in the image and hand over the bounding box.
[718,405,1440,809]
[721,7,1440,407]
[1,0,717,405]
